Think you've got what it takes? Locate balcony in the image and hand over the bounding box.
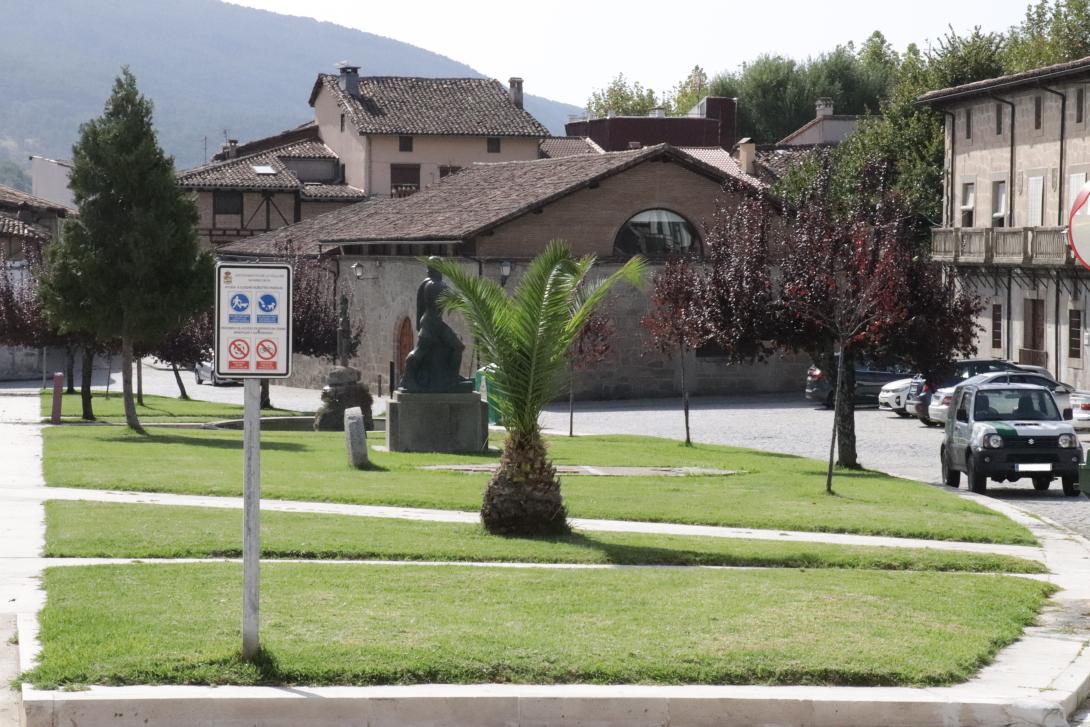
[929,227,1072,267]
[391,184,419,199]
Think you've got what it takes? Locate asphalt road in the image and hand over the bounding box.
[542,394,1090,538]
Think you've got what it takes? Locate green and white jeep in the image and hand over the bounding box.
[941,382,1082,495]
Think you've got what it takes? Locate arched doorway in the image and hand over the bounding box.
[396,317,414,380]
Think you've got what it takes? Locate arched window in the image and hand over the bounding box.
[613,209,700,259]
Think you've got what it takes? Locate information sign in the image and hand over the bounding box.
[215,263,292,378]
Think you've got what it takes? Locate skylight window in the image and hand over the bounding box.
[251,164,276,175]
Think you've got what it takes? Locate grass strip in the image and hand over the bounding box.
[44,501,1045,573]
[41,429,1034,545]
[40,391,302,423]
[23,563,1053,688]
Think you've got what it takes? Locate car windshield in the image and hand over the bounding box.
[973,389,1060,421]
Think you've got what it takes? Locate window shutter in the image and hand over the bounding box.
[1028,175,1044,227]
[1070,172,1087,218]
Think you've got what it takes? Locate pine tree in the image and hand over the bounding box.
[39,68,212,432]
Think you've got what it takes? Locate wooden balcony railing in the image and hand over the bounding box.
[391,184,419,198]
[930,226,1072,267]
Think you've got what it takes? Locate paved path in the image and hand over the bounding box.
[543,393,1090,540]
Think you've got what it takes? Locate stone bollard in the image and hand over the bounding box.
[344,406,369,469]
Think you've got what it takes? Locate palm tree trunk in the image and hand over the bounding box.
[171,363,189,400]
[481,430,568,536]
[80,347,95,421]
[120,336,144,434]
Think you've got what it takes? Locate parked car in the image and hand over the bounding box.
[940,382,1081,495]
[905,359,1020,425]
[877,378,914,416]
[1072,391,1090,431]
[805,357,912,407]
[928,372,1075,424]
[194,355,239,386]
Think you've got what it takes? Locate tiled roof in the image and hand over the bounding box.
[0,211,49,242]
[0,184,74,215]
[178,139,342,191]
[212,121,318,161]
[919,55,1090,104]
[310,74,549,137]
[539,136,603,158]
[753,144,826,184]
[777,114,866,145]
[299,183,367,201]
[677,147,766,188]
[220,144,763,257]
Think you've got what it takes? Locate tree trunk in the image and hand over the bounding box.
[260,379,272,409]
[171,363,189,400]
[120,337,144,433]
[825,344,846,494]
[80,347,95,421]
[65,346,75,394]
[680,345,691,446]
[835,347,860,470]
[481,430,569,536]
[568,364,575,437]
[136,356,144,406]
[104,353,112,398]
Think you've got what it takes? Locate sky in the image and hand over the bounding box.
[228,0,1032,107]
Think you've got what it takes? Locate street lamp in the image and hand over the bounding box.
[351,261,364,280]
[499,260,512,287]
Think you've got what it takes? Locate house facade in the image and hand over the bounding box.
[220,145,806,399]
[920,56,1090,387]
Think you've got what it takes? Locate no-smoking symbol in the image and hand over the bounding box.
[228,339,250,359]
[256,339,278,361]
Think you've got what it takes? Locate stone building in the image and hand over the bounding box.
[221,144,806,399]
[919,55,1090,387]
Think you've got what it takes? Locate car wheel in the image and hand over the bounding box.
[1063,476,1081,497]
[941,447,960,487]
[824,391,835,409]
[1032,476,1051,492]
[967,454,987,494]
[193,367,202,385]
[896,410,912,418]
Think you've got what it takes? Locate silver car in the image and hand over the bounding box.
[929,371,1074,424]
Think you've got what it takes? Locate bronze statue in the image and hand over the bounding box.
[399,258,474,393]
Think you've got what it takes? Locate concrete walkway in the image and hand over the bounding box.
[5,392,1090,726]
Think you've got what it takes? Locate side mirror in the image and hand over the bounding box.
[1064,408,1074,421]
[956,409,969,423]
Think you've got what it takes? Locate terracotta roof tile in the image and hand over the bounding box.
[677,147,767,189]
[178,139,344,192]
[220,145,764,258]
[311,74,549,137]
[539,136,602,158]
[0,184,75,215]
[0,211,49,242]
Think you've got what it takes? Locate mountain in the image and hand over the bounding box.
[0,0,582,170]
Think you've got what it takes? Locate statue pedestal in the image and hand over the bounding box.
[314,366,374,432]
[386,391,489,453]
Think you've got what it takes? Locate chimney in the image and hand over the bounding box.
[508,77,524,109]
[733,137,756,175]
[226,139,238,159]
[338,63,361,99]
[627,141,642,150]
[648,107,667,118]
[815,97,834,118]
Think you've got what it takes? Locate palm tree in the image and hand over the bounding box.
[433,241,646,536]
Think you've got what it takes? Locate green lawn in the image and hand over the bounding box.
[44,501,1045,573]
[40,391,307,423]
[22,563,1053,688]
[42,428,1035,544]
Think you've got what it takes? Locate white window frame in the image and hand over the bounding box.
[991,180,1007,226]
[960,182,976,227]
[1027,175,1044,227]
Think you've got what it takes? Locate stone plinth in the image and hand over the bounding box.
[344,407,369,469]
[314,366,374,432]
[386,391,489,453]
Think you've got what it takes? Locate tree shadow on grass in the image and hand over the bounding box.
[100,433,308,452]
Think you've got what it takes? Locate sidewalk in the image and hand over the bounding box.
[4,391,1090,726]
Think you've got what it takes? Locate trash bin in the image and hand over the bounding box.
[475,364,501,425]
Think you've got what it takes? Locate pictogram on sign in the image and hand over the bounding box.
[256,339,278,360]
[229,339,250,359]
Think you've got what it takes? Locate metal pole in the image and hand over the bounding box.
[242,377,261,660]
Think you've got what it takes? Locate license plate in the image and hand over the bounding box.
[1017,463,1052,472]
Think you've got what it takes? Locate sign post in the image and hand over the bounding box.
[214,263,292,661]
